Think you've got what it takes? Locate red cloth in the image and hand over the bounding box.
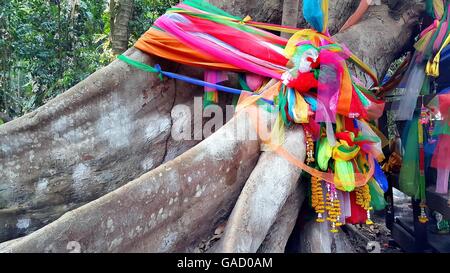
[345,191,368,224]
[287,72,318,93]
[335,132,356,146]
[308,56,320,69]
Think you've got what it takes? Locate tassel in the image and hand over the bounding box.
[311,176,326,222]
[419,202,429,224]
[305,129,315,165]
[326,183,341,232]
[366,208,374,225]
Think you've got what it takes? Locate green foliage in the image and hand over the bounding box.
[0,0,176,119]
[129,0,177,44]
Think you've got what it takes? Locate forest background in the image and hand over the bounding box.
[0,0,176,123]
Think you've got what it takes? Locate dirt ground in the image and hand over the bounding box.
[197,189,413,253]
[343,213,403,253]
[344,189,414,253]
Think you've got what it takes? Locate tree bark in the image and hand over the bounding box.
[281,0,300,39]
[0,109,261,253]
[110,0,134,55]
[212,126,305,253]
[0,49,204,243]
[257,183,305,253]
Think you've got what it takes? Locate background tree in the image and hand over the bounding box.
[281,0,300,39]
[110,0,134,55]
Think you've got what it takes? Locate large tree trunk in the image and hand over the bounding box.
[281,0,300,39]
[110,0,134,55]
[0,0,423,252]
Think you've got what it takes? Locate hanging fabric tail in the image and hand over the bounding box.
[436,168,450,194]
[433,0,446,19]
[418,119,427,201]
[373,159,389,192]
[369,179,387,211]
[303,0,329,34]
[391,61,426,121]
[427,0,436,17]
[204,70,228,107]
[399,118,421,198]
[427,25,450,77]
[338,190,352,224]
[346,191,368,224]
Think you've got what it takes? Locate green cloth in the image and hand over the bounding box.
[399,117,426,200]
[369,180,387,211]
[399,118,421,199]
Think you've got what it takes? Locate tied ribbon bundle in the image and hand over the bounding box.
[419,0,450,77]
[124,0,389,227]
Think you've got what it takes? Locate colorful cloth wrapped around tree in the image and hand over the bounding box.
[120,0,389,230]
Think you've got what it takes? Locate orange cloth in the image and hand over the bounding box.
[135,28,241,71]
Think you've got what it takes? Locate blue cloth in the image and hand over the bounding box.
[373,159,388,192]
[304,95,317,111]
[303,0,324,32]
